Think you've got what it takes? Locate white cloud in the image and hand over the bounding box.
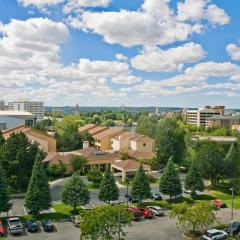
[111,75,141,85]
[66,0,229,47]
[177,0,230,26]
[115,54,128,61]
[18,0,64,8]
[63,0,111,14]
[226,43,240,61]
[131,42,206,72]
[0,18,136,104]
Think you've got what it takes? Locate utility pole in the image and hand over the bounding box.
[118,203,121,240]
[230,188,234,236]
[126,178,129,206]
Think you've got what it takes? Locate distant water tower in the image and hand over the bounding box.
[155,107,160,115]
[74,104,80,116]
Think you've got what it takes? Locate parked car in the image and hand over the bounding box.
[41,220,54,232]
[125,194,139,203]
[70,215,81,228]
[139,208,154,219]
[182,188,192,195]
[109,200,125,205]
[151,192,163,201]
[212,199,227,209]
[202,229,228,240]
[26,220,39,232]
[0,220,5,237]
[7,217,23,234]
[128,207,142,221]
[225,222,240,235]
[147,206,165,216]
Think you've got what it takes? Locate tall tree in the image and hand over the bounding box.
[136,115,157,138]
[155,118,186,166]
[0,168,12,214]
[99,166,119,203]
[224,143,240,183]
[159,157,182,199]
[70,155,87,175]
[0,132,40,192]
[196,141,225,189]
[131,163,151,203]
[25,153,52,214]
[87,167,103,188]
[170,201,216,233]
[80,205,131,240]
[185,160,204,194]
[61,173,90,213]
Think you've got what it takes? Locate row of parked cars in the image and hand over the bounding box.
[202,222,240,240]
[0,217,55,236]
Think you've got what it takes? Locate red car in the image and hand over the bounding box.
[212,199,227,209]
[128,207,142,221]
[139,208,154,219]
[0,220,5,237]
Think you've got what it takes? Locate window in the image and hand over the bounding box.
[143,143,146,147]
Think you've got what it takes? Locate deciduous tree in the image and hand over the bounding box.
[87,167,103,188]
[70,155,87,175]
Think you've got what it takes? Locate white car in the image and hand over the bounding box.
[147,206,165,216]
[202,229,228,240]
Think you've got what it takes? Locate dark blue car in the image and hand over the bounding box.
[41,220,54,232]
[26,220,39,232]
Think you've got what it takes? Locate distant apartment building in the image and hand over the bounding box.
[0,101,5,110]
[8,99,44,120]
[186,106,225,127]
[0,111,35,130]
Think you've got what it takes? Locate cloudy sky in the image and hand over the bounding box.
[0,0,240,108]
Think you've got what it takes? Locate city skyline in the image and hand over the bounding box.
[0,0,240,107]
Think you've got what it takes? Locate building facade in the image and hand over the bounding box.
[186,106,225,127]
[8,99,44,120]
[0,111,34,130]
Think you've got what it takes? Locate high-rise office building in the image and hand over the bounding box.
[186,106,225,127]
[8,99,44,120]
[0,101,5,110]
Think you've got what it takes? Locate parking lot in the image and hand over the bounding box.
[5,214,184,240]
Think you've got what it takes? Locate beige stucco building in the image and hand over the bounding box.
[2,125,56,153]
[93,128,127,150]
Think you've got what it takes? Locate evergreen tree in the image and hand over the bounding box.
[99,166,119,203]
[159,157,182,199]
[0,168,12,214]
[25,153,52,214]
[185,160,204,194]
[155,118,185,166]
[131,163,151,203]
[87,167,103,188]
[61,173,90,213]
[224,143,240,183]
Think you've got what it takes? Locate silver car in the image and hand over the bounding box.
[202,229,228,240]
[147,206,165,216]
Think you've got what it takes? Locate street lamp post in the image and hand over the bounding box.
[118,203,121,240]
[230,188,234,236]
[126,178,130,206]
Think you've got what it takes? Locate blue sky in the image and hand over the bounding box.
[0,0,240,108]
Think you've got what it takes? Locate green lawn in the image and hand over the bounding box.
[87,183,100,190]
[53,203,82,215]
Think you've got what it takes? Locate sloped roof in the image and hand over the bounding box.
[0,111,33,116]
[131,134,154,142]
[93,128,126,139]
[88,126,108,136]
[112,159,150,171]
[126,149,155,160]
[2,124,54,140]
[78,124,97,134]
[111,131,138,141]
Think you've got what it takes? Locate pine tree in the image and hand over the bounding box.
[131,163,151,203]
[185,160,204,194]
[61,173,90,213]
[25,153,52,214]
[0,168,12,214]
[99,166,119,203]
[224,143,240,183]
[159,157,182,199]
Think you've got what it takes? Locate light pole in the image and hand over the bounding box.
[126,178,130,206]
[118,203,121,240]
[230,188,234,236]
